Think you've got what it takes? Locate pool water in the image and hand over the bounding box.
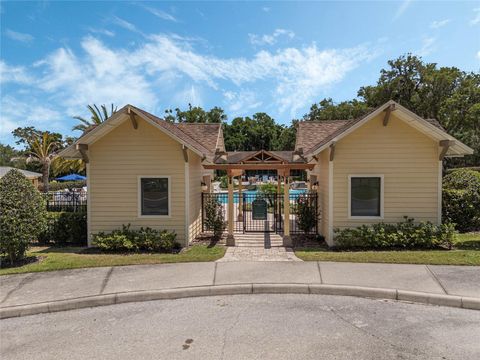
[216,189,308,204]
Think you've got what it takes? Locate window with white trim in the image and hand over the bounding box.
[140,177,169,216]
[349,176,382,217]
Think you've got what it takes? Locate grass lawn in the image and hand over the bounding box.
[295,233,480,265]
[0,245,226,276]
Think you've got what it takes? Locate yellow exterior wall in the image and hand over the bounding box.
[331,113,439,233]
[188,151,212,242]
[88,117,188,246]
[310,150,330,240]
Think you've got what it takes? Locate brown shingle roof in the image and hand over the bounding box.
[176,123,221,156]
[130,106,220,158]
[295,120,351,154]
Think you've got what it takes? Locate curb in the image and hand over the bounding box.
[1,284,479,319]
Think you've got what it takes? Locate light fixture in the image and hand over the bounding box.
[311,181,319,191]
[201,181,208,192]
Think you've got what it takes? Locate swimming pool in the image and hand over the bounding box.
[215,189,308,204]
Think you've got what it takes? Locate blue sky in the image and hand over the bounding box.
[1,1,479,146]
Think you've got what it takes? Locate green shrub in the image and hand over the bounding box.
[203,197,226,241]
[93,224,179,253]
[442,169,480,232]
[334,217,457,250]
[38,212,87,246]
[0,169,47,265]
[296,195,318,234]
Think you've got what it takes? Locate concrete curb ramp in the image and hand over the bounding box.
[1,284,479,319]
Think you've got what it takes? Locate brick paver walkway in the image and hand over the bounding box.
[217,246,301,262]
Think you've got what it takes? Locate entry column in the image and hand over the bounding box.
[226,172,235,246]
[283,171,292,246]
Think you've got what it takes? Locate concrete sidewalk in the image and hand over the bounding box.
[1,262,479,318]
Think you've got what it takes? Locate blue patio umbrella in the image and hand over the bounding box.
[55,174,87,181]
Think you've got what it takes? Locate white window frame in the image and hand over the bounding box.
[348,174,384,220]
[138,176,171,218]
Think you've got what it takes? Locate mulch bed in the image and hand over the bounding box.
[0,255,44,269]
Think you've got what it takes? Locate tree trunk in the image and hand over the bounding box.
[42,161,50,193]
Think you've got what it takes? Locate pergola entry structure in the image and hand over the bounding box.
[203,150,315,246]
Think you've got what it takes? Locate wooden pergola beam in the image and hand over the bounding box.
[203,163,315,170]
[383,104,395,126]
[76,144,89,163]
[128,107,138,129]
[227,169,243,177]
[439,140,455,160]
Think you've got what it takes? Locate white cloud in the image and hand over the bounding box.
[470,8,480,26]
[35,37,156,111]
[0,96,63,136]
[0,61,33,84]
[173,85,203,106]
[249,29,295,46]
[87,27,115,37]
[2,33,377,133]
[418,37,436,56]
[5,29,34,43]
[111,16,143,35]
[393,0,412,21]
[143,6,177,22]
[430,19,450,29]
[223,90,262,114]
[477,50,480,60]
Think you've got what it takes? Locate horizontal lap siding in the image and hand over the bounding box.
[311,150,330,239]
[333,113,439,231]
[188,151,210,243]
[89,117,186,242]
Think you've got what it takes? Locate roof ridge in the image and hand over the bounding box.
[299,119,351,123]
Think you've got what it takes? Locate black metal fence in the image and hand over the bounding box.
[46,191,87,212]
[201,191,318,235]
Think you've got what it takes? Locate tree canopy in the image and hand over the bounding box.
[304,54,479,165]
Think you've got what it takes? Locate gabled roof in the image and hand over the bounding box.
[296,100,474,158]
[59,105,222,161]
[0,166,42,179]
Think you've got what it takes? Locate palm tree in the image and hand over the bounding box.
[26,132,61,192]
[72,104,117,133]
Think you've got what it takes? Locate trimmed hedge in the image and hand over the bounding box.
[334,217,456,250]
[38,212,87,246]
[442,169,480,232]
[93,225,180,253]
[40,180,86,192]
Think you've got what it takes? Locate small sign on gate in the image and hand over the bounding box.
[252,198,268,220]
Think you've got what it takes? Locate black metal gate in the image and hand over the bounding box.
[201,191,318,235]
[242,193,281,233]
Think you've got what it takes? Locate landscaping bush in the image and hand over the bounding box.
[334,217,457,250]
[93,224,180,252]
[203,197,226,241]
[0,169,47,265]
[296,195,318,234]
[38,212,87,246]
[442,169,480,232]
